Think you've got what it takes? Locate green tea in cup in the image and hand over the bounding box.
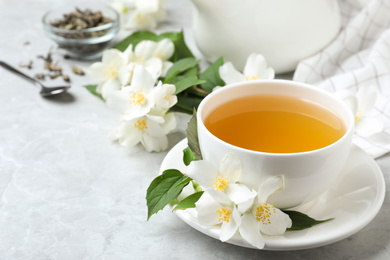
[204,94,346,153]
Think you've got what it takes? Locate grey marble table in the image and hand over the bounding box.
[0,0,389,259]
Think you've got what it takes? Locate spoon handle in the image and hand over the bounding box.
[0,60,42,89]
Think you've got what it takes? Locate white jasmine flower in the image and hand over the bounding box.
[219,53,275,85]
[124,39,174,78]
[239,176,292,249]
[187,153,242,192]
[146,82,177,122]
[97,79,122,101]
[123,43,162,81]
[109,112,176,152]
[196,189,242,242]
[151,38,174,76]
[337,85,384,138]
[187,153,257,212]
[87,49,130,99]
[159,112,177,135]
[106,65,156,121]
[123,0,167,30]
[152,81,177,110]
[110,0,132,26]
[353,85,384,137]
[109,117,166,152]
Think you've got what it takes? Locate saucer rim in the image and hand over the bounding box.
[160,138,386,251]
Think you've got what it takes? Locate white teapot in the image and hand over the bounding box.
[191,0,341,74]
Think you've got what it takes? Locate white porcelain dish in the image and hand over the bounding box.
[160,139,386,251]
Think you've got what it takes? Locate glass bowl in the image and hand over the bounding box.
[42,3,120,60]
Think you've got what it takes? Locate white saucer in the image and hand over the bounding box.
[160,139,386,251]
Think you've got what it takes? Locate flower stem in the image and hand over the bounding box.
[188,87,210,98]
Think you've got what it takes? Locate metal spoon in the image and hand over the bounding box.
[0,61,70,97]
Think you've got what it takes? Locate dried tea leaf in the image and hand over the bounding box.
[19,60,33,70]
[45,63,62,72]
[71,66,85,76]
[50,8,113,31]
[37,51,53,65]
[48,73,62,79]
[62,74,70,82]
[35,73,45,80]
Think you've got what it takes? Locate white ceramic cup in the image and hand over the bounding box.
[196,80,354,208]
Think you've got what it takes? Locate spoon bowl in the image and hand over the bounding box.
[40,85,70,97]
[0,61,70,97]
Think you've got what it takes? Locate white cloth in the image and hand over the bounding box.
[294,0,390,158]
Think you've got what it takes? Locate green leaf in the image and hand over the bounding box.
[114,30,194,61]
[174,177,192,189]
[173,191,204,211]
[283,210,334,231]
[85,84,103,100]
[192,180,203,193]
[186,109,203,160]
[146,169,190,220]
[183,146,198,166]
[173,76,206,95]
[164,57,200,83]
[199,57,226,93]
[171,95,204,114]
[167,67,199,86]
[114,30,158,51]
[183,66,199,77]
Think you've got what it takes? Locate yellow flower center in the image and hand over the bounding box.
[104,65,118,79]
[155,51,165,59]
[212,173,229,192]
[355,109,362,122]
[216,207,232,224]
[253,203,276,225]
[135,13,148,25]
[134,119,147,131]
[164,94,171,100]
[134,56,145,65]
[130,89,146,106]
[245,74,260,81]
